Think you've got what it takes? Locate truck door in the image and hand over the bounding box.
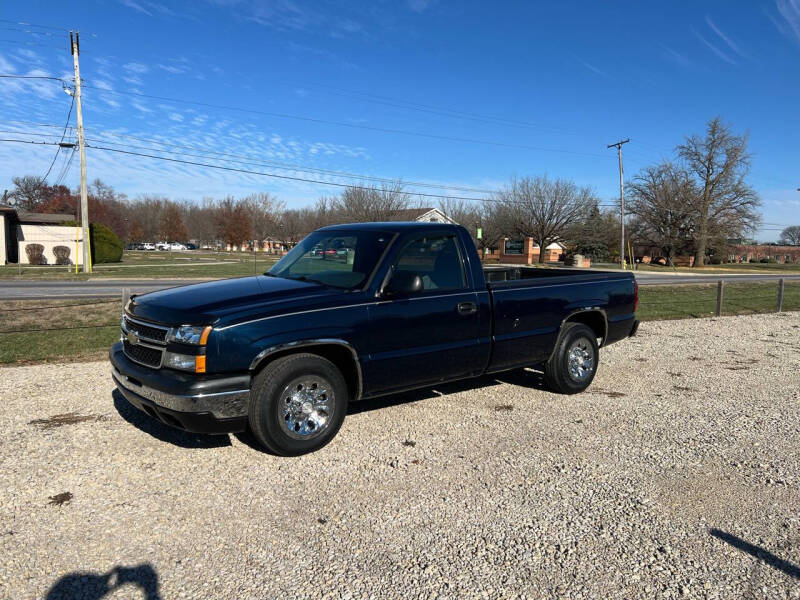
[364,233,485,394]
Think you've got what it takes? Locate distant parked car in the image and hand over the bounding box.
[185,243,198,250]
[169,242,187,251]
[141,243,156,251]
[156,242,169,251]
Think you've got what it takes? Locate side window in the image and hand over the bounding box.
[393,235,466,291]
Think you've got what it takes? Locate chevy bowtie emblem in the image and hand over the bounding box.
[127,330,139,345]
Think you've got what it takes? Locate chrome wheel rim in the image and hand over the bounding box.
[567,339,595,382]
[279,376,334,440]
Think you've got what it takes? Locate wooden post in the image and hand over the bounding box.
[716,280,724,317]
[777,278,784,313]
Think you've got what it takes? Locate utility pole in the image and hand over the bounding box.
[70,30,91,273]
[607,138,630,269]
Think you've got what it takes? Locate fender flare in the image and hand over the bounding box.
[249,338,363,400]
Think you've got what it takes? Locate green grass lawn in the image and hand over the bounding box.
[0,298,121,364]
[0,250,280,279]
[1,281,797,365]
[594,261,800,274]
[637,281,800,321]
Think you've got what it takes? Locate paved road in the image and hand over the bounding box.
[0,279,206,300]
[2,272,800,299]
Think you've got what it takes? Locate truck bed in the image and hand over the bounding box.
[483,266,628,286]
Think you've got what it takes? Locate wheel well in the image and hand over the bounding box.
[564,310,607,345]
[252,344,361,400]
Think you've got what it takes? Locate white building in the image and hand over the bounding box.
[0,206,84,265]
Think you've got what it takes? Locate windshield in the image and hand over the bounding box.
[268,230,393,289]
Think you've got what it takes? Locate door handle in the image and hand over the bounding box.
[457,302,478,315]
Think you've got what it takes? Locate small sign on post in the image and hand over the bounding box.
[476,227,482,240]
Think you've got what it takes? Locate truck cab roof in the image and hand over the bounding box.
[318,221,463,234]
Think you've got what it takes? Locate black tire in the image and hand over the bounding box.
[543,323,599,394]
[249,353,348,456]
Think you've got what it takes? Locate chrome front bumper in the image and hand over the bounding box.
[111,365,250,419]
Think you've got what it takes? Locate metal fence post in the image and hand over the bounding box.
[777,278,784,313]
[122,287,130,311]
[716,280,724,317]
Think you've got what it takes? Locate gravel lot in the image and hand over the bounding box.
[1,313,799,599]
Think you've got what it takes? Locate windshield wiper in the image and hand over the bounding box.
[287,275,327,286]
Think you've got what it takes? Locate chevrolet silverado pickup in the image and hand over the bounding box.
[110,222,639,455]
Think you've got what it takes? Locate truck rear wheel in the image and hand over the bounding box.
[543,323,599,394]
[249,353,348,455]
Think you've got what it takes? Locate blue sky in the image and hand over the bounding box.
[1,0,798,240]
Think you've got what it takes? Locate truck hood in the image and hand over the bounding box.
[127,275,336,325]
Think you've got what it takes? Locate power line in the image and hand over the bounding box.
[54,145,77,186]
[42,93,75,181]
[283,81,583,134]
[0,73,68,82]
[83,133,502,195]
[81,84,613,159]
[1,128,498,194]
[0,18,68,32]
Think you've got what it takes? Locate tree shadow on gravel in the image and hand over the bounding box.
[347,367,548,415]
[710,529,800,580]
[112,390,231,449]
[45,562,161,600]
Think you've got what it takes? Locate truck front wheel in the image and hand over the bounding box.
[249,353,348,455]
[543,323,599,394]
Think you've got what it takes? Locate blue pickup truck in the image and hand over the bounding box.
[111,222,638,455]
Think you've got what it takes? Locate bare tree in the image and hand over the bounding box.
[182,197,219,247]
[134,195,166,241]
[497,176,594,263]
[279,208,313,246]
[779,225,800,246]
[438,198,478,228]
[677,117,761,267]
[215,196,252,249]
[333,181,410,222]
[160,203,188,242]
[627,163,695,265]
[241,192,285,244]
[475,201,506,258]
[9,175,49,211]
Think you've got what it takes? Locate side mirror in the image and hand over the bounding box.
[384,270,423,297]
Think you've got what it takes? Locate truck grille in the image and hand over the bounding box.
[123,316,169,342]
[123,339,163,368]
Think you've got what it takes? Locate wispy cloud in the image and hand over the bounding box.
[771,0,800,44]
[123,62,149,74]
[573,56,608,77]
[693,28,737,64]
[206,0,365,38]
[705,16,749,59]
[157,63,186,74]
[287,41,359,71]
[408,0,436,13]
[118,0,187,18]
[659,43,692,68]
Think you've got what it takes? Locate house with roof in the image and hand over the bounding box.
[384,207,455,224]
[0,205,84,265]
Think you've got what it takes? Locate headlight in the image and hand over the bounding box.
[163,351,200,372]
[169,325,212,345]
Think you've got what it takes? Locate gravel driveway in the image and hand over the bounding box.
[1,314,799,599]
